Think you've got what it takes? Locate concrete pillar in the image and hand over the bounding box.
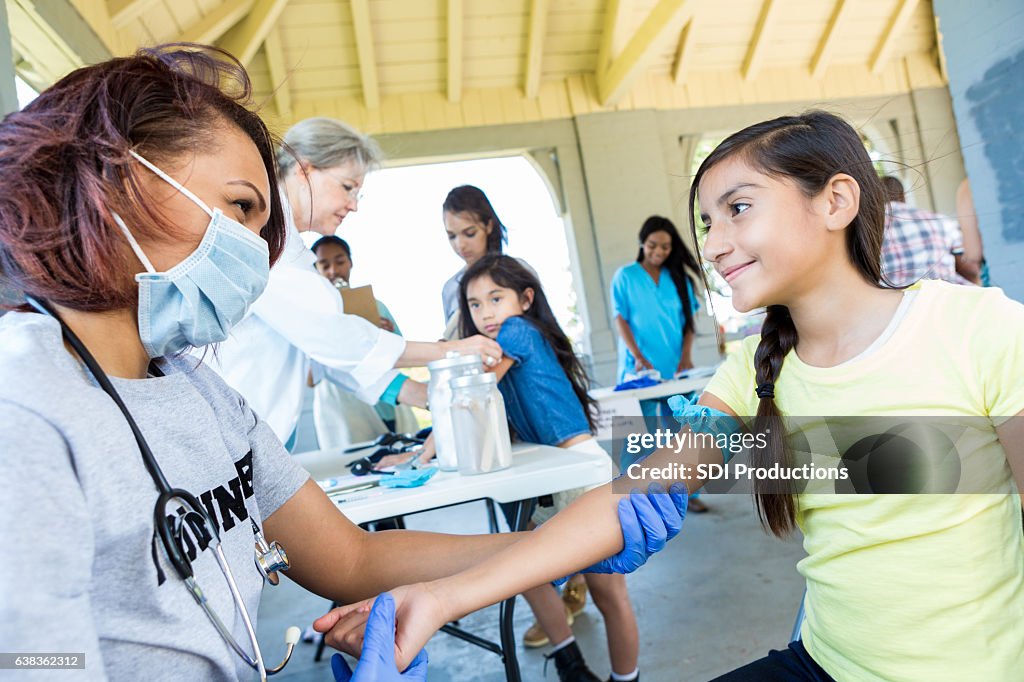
[1,0,17,116]
[573,110,719,382]
[933,0,1024,300]
[573,110,676,383]
[0,2,19,313]
[907,87,967,216]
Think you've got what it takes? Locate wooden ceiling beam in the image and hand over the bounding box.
[218,0,289,66]
[349,0,380,109]
[741,0,780,81]
[870,0,919,74]
[180,0,255,46]
[595,0,629,76]
[597,0,695,107]
[671,17,696,86]
[447,0,463,103]
[69,0,127,55]
[107,0,163,29]
[9,0,112,88]
[809,0,850,79]
[524,0,550,98]
[263,24,291,119]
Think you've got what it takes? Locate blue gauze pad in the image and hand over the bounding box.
[613,376,660,391]
[379,467,438,488]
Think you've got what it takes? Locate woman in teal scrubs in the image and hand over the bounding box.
[612,215,702,382]
[611,216,707,510]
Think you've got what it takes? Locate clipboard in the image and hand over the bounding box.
[340,285,382,326]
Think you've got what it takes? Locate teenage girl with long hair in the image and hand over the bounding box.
[324,110,1023,682]
[440,185,508,328]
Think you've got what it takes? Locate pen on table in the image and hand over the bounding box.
[322,479,381,495]
[331,488,388,505]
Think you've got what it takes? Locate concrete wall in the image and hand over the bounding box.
[375,88,965,386]
[934,0,1024,301]
[0,2,16,116]
[0,2,18,313]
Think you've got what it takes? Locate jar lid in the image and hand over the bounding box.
[427,353,482,371]
[450,371,498,389]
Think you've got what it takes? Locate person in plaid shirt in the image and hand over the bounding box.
[880,176,973,286]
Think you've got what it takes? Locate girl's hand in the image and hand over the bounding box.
[379,318,396,333]
[314,583,450,672]
[447,335,503,367]
[676,356,694,374]
[328,593,428,681]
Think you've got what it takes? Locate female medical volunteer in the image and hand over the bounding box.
[611,215,703,383]
[0,45,684,680]
[208,117,501,445]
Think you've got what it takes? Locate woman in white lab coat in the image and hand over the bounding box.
[210,118,501,446]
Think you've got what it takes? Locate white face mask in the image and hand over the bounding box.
[114,150,270,358]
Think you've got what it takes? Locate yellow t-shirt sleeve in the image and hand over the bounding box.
[971,288,1024,422]
[703,336,758,417]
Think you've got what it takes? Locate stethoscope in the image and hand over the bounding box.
[26,297,299,680]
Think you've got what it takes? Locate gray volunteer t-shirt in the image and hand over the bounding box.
[0,312,310,681]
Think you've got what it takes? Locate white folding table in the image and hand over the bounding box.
[589,374,712,404]
[293,441,613,681]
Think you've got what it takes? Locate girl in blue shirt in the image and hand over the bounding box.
[459,255,642,682]
[611,215,703,382]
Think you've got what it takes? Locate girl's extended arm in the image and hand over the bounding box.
[435,394,731,614]
[323,392,736,667]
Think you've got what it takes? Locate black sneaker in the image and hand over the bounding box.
[607,676,639,682]
[545,641,601,682]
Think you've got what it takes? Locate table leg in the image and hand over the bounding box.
[486,498,500,534]
[499,498,533,682]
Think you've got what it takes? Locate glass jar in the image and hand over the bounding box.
[426,352,483,470]
[450,371,512,475]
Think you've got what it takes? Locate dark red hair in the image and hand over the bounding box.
[0,44,286,312]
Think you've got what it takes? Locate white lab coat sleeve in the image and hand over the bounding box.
[315,360,401,406]
[249,264,406,404]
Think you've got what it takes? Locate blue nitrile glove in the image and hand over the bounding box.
[667,393,743,463]
[331,593,428,682]
[554,482,687,585]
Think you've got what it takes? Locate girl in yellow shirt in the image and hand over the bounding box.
[321,111,1024,682]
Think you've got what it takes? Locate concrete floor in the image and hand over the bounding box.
[256,492,806,681]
